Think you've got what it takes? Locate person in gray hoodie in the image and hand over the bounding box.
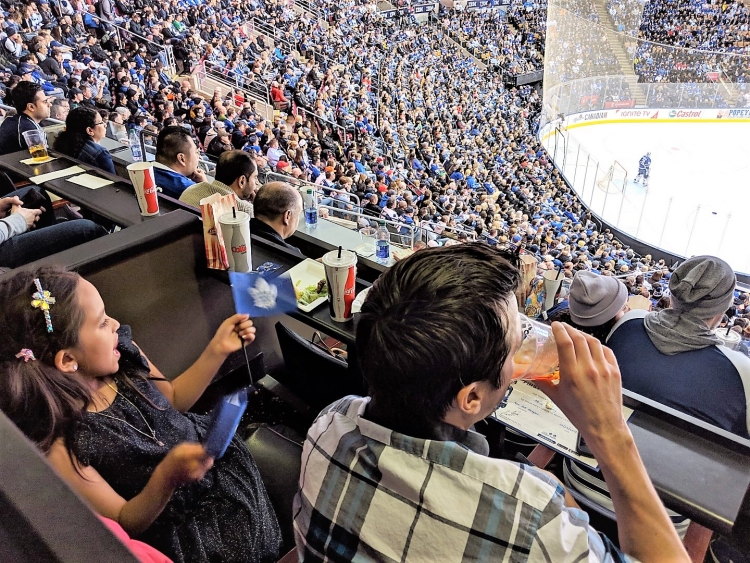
[607,255,750,438]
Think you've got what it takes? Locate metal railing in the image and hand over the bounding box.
[250,16,336,68]
[317,205,417,249]
[262,170,362,208]
[197,60,272,120]
[88,15,176,76]
[294,0,323,20]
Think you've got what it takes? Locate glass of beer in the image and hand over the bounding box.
[512,315,560,382]
[22,130,48,162]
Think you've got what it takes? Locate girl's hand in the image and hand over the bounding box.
[158,443,214,488]
[209,313,255,357]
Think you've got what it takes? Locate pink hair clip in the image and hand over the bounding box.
[15,349,36,362]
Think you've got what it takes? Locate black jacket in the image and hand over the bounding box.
[0,114,42,156]
[40,57,66,81]
[250,218,301,255]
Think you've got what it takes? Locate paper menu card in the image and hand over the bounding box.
[30,166,85,184]
[67,173,114,189]
[492,380,634,469]
[20,156,57,165]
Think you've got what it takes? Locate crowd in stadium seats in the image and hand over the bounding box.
[0,0,745,288]
[1,0,750,561]
[605,0,750,88]
[444,9,544,77]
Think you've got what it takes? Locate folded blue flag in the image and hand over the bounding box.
[229,271,298,317]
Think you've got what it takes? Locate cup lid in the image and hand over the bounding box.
[218,210,250,225]
[323,249,357,267]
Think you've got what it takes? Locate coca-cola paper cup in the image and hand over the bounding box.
[323,249,357,322]
[126,162,160,216]
[219,211,252,272]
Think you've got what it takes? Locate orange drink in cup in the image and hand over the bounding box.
[22,130,48,162]
[512,315,560,382]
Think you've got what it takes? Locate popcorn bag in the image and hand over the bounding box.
[200,192,239,270]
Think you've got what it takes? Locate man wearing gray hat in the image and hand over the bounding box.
[607,255,750,438]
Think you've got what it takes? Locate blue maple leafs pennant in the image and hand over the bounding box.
[229,271,298,317]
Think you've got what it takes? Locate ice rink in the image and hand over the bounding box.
[541,122,750,274]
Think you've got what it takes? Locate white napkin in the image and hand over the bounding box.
[30,166,85,184]
[66,173,114,190]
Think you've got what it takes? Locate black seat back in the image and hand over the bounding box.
[274,322,364,412]
[245,426,303,553]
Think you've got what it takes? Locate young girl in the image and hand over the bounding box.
[0,268,281,563]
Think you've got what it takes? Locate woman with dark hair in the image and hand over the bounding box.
[53,106,115,174]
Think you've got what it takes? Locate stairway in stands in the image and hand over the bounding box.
[591,0,647,106]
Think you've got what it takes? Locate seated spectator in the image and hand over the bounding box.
[153,126,206,198]
[550,271,689,535]
[270,81,289,111]
[0,82,50,156]
[0,268,282,562]
[550,270,630,342]
[251,181,302,254]
[0,188,106,269]
[180,150,257,215]
[294,244,687,562]
[48,97,70,122]
[265,138,284,169]
[206,127,233,158]
[608,256,750,437]
[53,106,115,174]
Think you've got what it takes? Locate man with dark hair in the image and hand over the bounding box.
[179,150,257,214]
[294,244,688,562]
[250,181,302,254]
[0,82,50,155]
[153,125,206,198]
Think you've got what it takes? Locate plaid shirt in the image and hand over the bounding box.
[293,396,634,562]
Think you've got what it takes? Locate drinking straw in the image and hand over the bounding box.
[337,245,342,259]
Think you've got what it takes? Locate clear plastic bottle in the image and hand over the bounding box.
[129,129,143,162]
[304,188,318,230]
[376,222,390,265]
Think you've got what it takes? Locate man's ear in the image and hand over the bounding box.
[282,209,293,225]
[454,381,484,418]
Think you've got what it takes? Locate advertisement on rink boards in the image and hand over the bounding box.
[562,107,750,127]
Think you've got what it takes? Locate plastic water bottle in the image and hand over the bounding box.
[376,222,390,265]
[304,188,318,230]
[129,129,143,162]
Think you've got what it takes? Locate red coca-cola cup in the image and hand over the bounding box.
[322,249,357,322]
[126,162,160,217]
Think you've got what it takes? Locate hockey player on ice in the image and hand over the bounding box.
[634,152,651,187]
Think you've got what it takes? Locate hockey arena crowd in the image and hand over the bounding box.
[0,0,750,560]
